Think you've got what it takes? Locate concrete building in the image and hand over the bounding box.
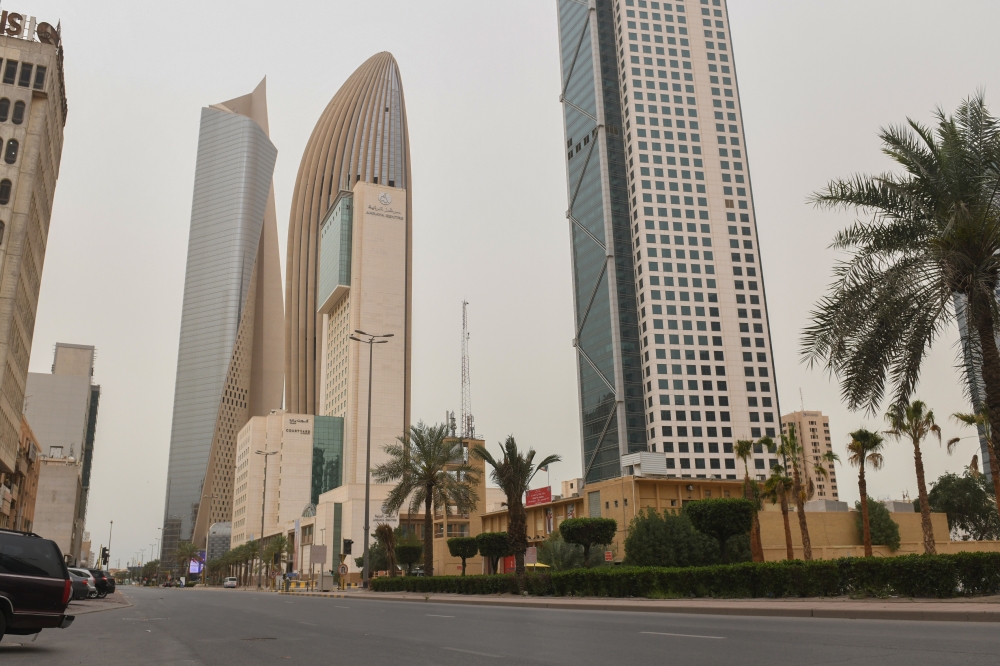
[285,52,412,418]
[555,0,780,484]
[162,79,284,564]
[206,522,231,562]
[34,452,83,564]
[0,18,68,476]
[24,343,100,525]
[0,415,41,531]
[781,410,838,499]
[231,411,343,548]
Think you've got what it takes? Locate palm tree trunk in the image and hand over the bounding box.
[743,473,764,562]
[423,486,434,577]
[971,303,1000,521]
[511,502,526,575]
[779,494,793,560]
[859,467,872,557]
[912,439,936,555]
[790,461,813,560]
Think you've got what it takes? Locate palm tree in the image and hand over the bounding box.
[800,94,1000,474]
[374,524,397,577]
[847,428,886,557]
[373,422,481,577]
[762,465,795,561]
[262,535,290,587]
[775,427,814,560]
[952,408,1000,520]
[734,438,764,562]
[175,542,201,582]
[244,539,261,587]
[884,400,947,554]
[472,436,560,575]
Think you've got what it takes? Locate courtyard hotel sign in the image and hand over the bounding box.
[0,10,60,45]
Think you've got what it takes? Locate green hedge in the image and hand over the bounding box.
[370,552,1000,598]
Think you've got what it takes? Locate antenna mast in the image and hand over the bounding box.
[460,301,474,439]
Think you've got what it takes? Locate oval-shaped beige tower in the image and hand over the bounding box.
[285,52,411,417]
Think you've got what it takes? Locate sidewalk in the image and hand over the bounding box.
[67,591,133,615]
[278,589,1000,623]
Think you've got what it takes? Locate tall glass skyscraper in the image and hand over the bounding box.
[557,0,782,484]
[162,80,285,564]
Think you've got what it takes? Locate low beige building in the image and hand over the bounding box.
[0,415,41,531]
[34,452,84,564]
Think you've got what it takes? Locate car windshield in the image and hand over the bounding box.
[0,533,66,578]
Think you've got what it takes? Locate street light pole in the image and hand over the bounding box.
[254,447,279,589]
[349,330,393,590]
[107,520,113,568]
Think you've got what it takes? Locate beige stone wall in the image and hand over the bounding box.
[34,456,82,563]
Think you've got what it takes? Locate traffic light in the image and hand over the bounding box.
[343,539,353,555]
[101,547,110,567]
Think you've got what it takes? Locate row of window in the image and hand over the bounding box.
[0,99,25,125]
[0,60,46,90]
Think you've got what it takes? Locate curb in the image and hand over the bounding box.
[276,590,1000,623]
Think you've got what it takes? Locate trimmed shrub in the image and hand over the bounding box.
[623,508,719,567]
[684,498,754,561]
[855,498,901,551]
[447,537,479,576]
[476,532,511,574]
[559,517,617,565]
[369,552,1000,599]
[395,540,423,575]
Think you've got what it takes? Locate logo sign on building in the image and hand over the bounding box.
[525,487,552,507]
[0,11,59,45]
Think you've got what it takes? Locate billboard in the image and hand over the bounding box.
[525,487,552,507]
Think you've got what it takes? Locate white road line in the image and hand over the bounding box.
[298,621,317,626]
[427,614,455,618]
[336,606,350,609]
[443,647,501,658]
[641,631,726,640]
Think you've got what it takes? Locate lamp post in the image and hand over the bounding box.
[107,520,113,569]
[349,330,393,589]
[254,447,279,589]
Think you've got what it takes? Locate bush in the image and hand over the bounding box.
[447,537,479,576]
[559,518,617,565]
[395,540,423,575]
[855,497,901,551]
[476,532,511,574]
[684,498,754,561]
[623,508,719,567]
[369,552,1000,599]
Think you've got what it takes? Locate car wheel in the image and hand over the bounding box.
[97,591,107,599]
[88,591,97,599]
[0,609,6,642]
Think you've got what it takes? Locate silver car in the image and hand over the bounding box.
[68,567,97,599]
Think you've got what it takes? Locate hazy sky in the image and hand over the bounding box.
[24,0,1000,565]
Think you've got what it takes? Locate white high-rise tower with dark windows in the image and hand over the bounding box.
[557,0,780,484]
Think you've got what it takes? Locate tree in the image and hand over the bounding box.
[558,517,617,566]
[801,94,1000,513]
[925,470,1000,540]
[951,408,1000,521]
[733,438,764,562]
[472,437,560,575]
[374,421,481,577]
[537,531,586,571]
[175,542,201,577]
[394,538,423,575]
[884,400,950,554]
[476,532,511,574]
[847,428,886,557]
[446,537,478,576]
[853,497,901,551]
[762,465,795,560]
[684,498,754,562]
[776,428,815,560]
[623,508,720,567]
[374,523,397,577]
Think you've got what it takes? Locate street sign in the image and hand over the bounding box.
[338,564,348,576]
[604,551,613,562]
[525,547,538,565]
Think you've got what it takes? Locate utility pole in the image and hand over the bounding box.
[460,301,474,440]
[349,330,393,589]
[107,520,113,568]
[254,447,278,589]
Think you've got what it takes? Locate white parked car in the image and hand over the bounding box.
[223,577,238,589]
[68,567,97,598]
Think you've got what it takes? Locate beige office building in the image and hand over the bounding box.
[0,18,67,475]
[781,410,838,500]
[35,453,84,564]
[231,411,343,548]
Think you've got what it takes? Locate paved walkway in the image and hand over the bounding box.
[67,591,132,615]
[277,588,1000,622]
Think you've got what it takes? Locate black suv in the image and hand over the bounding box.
[87,569,114,598]
[0,528,75,641]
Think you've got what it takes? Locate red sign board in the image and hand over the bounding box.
[604,551,614,562]
[525,487,552,507]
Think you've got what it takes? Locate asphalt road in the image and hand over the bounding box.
[1,586,998,665]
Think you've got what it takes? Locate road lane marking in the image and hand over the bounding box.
[641,631,725,640]
[298,621,317,626]
[427,614,455,618]
[443,647,501,658]
[336,606,350,609]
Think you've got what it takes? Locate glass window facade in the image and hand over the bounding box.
[311,416,344,505]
